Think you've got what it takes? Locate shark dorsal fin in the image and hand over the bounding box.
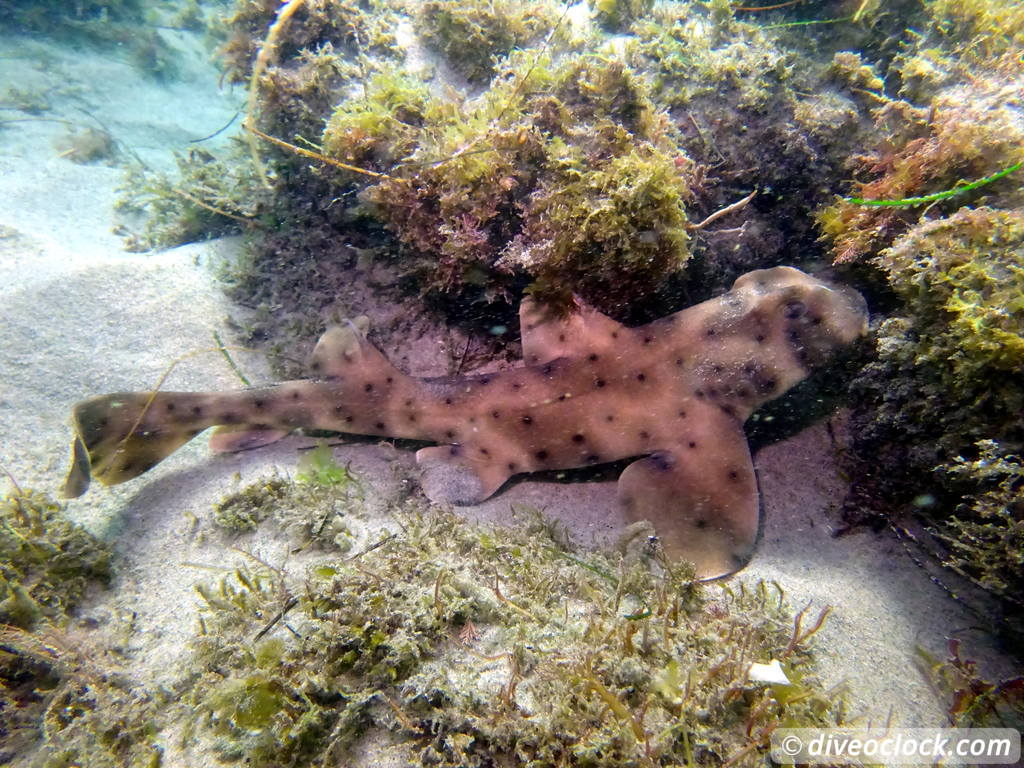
[518,296,626,365]
[308,317,378,378]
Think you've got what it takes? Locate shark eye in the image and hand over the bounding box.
[783,301,806,319]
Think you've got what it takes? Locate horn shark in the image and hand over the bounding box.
[63,266,867,579]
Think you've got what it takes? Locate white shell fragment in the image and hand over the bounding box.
[747,659,791,685]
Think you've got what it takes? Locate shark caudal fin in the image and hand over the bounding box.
[63,393,204,498]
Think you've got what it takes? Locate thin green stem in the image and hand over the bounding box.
[847,160,1023,207]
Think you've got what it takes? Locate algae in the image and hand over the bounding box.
[184,480,845,767]
[842,208,1024,636]
[0,489,111,630]
[418,0,559,83]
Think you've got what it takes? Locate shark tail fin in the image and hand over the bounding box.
[63,393,203,498]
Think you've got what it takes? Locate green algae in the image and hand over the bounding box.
[185,482,845,767]
[0,491,161,767]
[937,442,1024,602]
[117,144,269,251]
[418,0,559,83]
[843,207,1024,631]
[0,489,111,630]
[321,48,697,314]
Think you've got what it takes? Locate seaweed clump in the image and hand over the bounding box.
[0,490,162,767]
[917,638,1024,729]
[117,144,270,251]
[843,207,1024,629]
[185,486,844,766]
[324,51,697,314]
[0,489,111,630]
[213,446,365,550]
[418,0,559,83]
[627,3,880,291]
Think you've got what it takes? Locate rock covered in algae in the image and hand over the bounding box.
[326,50,699,316]
[817,73,1024,265]
[843,207,1024,633]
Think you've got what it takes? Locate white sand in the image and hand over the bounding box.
[0,23,1017,768]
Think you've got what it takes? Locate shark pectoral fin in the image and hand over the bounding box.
[617,436,760,581]
[209,425,290,453]
[518,295,625,365]
[415,445,510,506]
[62,436,92,499]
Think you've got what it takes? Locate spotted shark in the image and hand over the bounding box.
[63,266,867,579]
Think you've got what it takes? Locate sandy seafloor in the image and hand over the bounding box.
[0,22,1019,767]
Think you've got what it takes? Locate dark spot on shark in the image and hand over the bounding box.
[535,449,549,461]
[572,433,585,443]
[784,301,806,320]
[651,452,674,471]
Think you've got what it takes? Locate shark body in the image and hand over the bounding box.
[64,266,867,578]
